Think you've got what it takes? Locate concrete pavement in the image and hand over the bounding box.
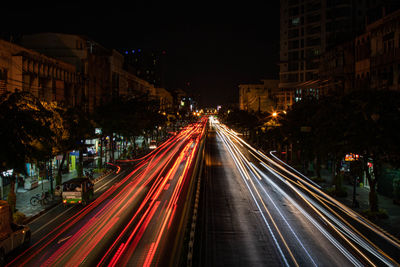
[15,167,103,221]
[14,151,122,222]
[314,168,400,240]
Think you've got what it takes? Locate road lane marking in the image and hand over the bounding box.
[32,206,73,235]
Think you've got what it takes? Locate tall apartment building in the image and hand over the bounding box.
[121,48,166,88]
[279,0,375,102]
[368,7,400,91]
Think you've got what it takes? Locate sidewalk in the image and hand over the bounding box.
[4,151,122,223]
[15,167,103,221]
[318,168,400,239]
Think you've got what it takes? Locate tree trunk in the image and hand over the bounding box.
[66,154,70,172]
[110,133,115,162]
[370,155,380,212]
[7,175,16,213]
[98,138,104,169]
[315,155,321,179]
[333,156,343,194]
[56,153,67,185]
[369,179,378,212]
[78,147,84,178]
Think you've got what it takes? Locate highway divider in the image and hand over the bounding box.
[168,127,207,267]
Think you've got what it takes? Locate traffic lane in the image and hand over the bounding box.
[40,139,192,266]
[8,163,150,266]
[224,128,399,266]
[96,122,207,265]
[8,121,205,266]
[195,130,284,267]
[3,167,133,265]
[246,163,356,266]
[27,166,133,242]
[122,141,198,266]
[264,152,400,264]
[8,135,192,266]
[213,125,363,266]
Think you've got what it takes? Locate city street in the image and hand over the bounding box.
[4,118,207,267]
[193,118,400,267]
[2,2,400,267]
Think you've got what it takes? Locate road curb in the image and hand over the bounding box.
[22,169,115,225]
[187,165,202,267]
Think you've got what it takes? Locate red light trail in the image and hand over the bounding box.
[8,117,208,267]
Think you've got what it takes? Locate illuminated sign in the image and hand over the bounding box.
[345,153,359,161]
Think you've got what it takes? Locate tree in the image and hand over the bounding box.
[280,96,321,173]
[344,89,400,213]
[0,91,54,210]
[93,93,166,162]
[225,109,259,138]
[47,105,94,183]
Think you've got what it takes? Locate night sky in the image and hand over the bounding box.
[1,2,280,107]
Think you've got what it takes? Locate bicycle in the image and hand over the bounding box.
[30,192,51,206]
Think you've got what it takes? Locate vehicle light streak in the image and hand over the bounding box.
[219,133,300,266]
[292,178,397,264]
[216,129,292,267]
[108,118,207,266]
[8,119,208,267]
[258,162,368,266]
[143,141,198,266]
[98,141,191,266]
[248,163,318,267]
[109,141,196,266]
[258,160,398,266]
[96,140,193,266]
[106,162,121,174]
[213,120,399,267]
[267,151,400,250]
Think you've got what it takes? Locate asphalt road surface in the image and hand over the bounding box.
[6,118,207,267]
[193,118,400,267]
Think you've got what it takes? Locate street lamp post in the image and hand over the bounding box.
[352,175,359,208]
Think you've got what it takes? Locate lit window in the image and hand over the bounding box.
[292,17,300,26]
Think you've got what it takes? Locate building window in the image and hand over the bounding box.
[291,17,301,26]
[289,40,299,49]
[0,69,7,81]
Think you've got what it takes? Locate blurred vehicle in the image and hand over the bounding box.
[0,200,31,266]
[62,178,94,206]
[149,140,157,150]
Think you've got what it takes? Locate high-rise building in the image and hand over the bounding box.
[121,48,166,88]
[279,0,379,102]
